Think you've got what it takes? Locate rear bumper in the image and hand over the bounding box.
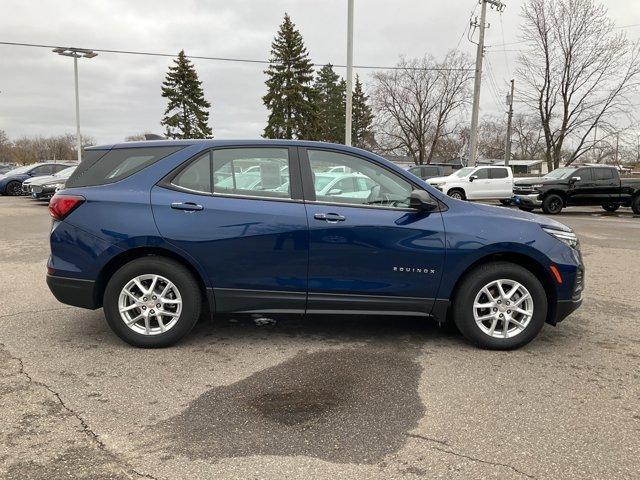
[46,274,99,309]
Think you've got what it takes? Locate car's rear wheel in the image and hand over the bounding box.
[602,203,620,212]
[103,257,201,348]
[631,195,640,215]
[5,181,22,196]
[448,189,466,200]
[542,194,564,215]
[452,262,547,350]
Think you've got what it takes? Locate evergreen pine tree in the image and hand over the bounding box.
[313,64,346,143]
[351,74,374,148]
[161,50,212,139]
[263,14,318,139]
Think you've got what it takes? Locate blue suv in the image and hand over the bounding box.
[46,140,584,349]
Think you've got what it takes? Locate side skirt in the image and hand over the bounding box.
[209,288,444,318]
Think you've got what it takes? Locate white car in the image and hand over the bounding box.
[428,166,513,201]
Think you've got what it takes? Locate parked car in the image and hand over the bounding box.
[27,166,77,200]
[47,140,583,350]
[427,165,514,201]
[512,165,640,215]
[0,163,71,196]
[0,164,16,175]
[407,164,445,180]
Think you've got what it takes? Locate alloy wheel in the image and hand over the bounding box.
[117,274,182,336]
[473,279,534,339]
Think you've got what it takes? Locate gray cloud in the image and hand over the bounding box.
[1,0,638,145]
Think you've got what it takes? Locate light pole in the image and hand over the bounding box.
[345,0,354,146]
[53,47,97,163]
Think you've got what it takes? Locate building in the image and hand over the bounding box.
[480,159,548,176]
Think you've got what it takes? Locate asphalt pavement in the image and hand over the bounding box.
[0,197,638,479]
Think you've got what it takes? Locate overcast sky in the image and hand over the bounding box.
[1,0,639,145]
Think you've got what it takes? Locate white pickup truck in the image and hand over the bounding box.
[427,165,514,201]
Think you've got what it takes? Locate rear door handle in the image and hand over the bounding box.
[171,202,204,212]
[314,212,346,222]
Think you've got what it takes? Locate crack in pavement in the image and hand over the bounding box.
[407,433,536,479]
[0,306,75,320]
[0,342,160,480]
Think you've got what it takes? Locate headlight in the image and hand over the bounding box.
[50,183,65,189]
[543,227,579,249]
[531,184,544,189]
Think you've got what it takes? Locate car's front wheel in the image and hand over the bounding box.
[542,194,564,215]
[452,262,547,350]
[5,181,22,196]
[447,189,466,200]
[103,256,201,347]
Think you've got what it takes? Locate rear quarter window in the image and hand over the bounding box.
[65,146,183,188]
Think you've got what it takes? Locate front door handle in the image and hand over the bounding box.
[171,202,204,212]
[314,212,346,222]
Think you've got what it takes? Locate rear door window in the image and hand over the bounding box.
[66,146,183,188]
[490,168,509,179]
[212,148,291,199]
[594,168,614,181]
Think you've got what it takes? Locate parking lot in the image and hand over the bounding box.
[1,196,639,480]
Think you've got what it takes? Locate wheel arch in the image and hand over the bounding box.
[94,246,211,311]
[446,251,558,326]
[447,187,466,198]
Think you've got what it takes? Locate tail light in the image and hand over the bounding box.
[49,194,85,220]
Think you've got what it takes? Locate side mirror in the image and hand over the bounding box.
[328,188,342,195]
[409,190,439,211]
[569,176,581,184]
[469,175,477,182]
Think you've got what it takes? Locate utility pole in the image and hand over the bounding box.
[53,47,98,163]
[345,0,354,146]
[504,78,514,166]
[468,0,506,166]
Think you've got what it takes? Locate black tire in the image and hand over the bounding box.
[602,203,620,212]
[452,261,547,350]
[448,189,466,200]
[541,193,563,215]
[5,181,22,196]
[518,206,535,212]
[631,195,640,215]
[103,256,202,348]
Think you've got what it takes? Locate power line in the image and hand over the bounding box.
[0,41,473,72]
[454,1,480,51]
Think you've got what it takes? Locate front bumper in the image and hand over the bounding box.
[46,274,99,309]
[512,193,542,208]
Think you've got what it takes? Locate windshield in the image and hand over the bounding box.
[452,167,475,178]
[544,168,577,180]
[55,166,77,178]
[3,165,32,176]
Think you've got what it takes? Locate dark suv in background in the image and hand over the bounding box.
[513,165,640,214]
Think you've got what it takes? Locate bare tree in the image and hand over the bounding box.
[518,0,640,170]
[1,133,94,165]
[370,52,473,164]
[511,114,546,160]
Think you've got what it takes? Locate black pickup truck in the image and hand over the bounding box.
[512,165,640,215]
